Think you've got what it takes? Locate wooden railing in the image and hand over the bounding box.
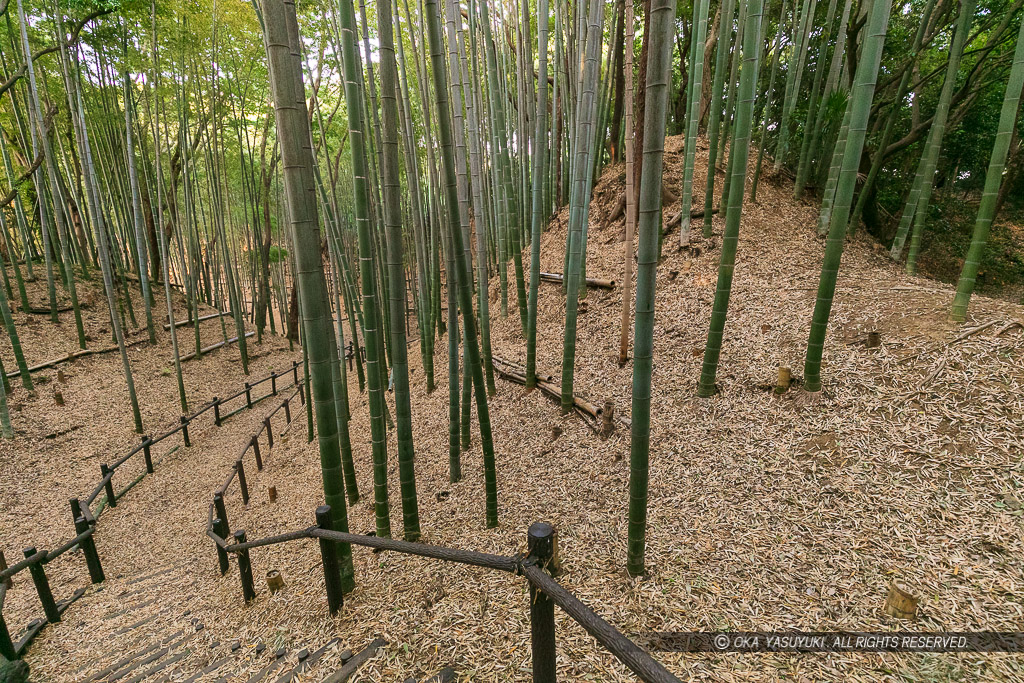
[0,362,301,660]
[4,356,681,682]
[203,392,681,683]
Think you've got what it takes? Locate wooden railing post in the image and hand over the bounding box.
[283,398,291,423]
[271,371,277,395]
[180,415,191,447]
[528,522,557,683]
[315,505,344,614]
[0,549,11,588]
[68,498,84,527]
[264,417,274,448]
[233,530,256,603]
[142,436,153,473]
[75,516,104,584]
[252,436,263,471]
[23,547,59,623]
[236,460,249,505]
[0,609,15,660]
[213,397,222,426]
[100,464,116,508]
[214,493,230,531]
[292,360,299,384]
[245,383,252,408]
[213,517,230,575]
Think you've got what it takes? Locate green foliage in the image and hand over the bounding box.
[268,245,288,262]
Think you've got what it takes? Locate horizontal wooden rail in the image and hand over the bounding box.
[522,565,680,683]
[308,528,520,572]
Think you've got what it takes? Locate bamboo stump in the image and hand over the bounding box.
[266,569,284,593]
[884,582,918,620]
[775,367,792,394]
[600,400,615,439]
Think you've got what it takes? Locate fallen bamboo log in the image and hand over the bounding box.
[178,331,256,363]
[27,305,75,314]
[663,207,719,230]
[538,272,616,289]
[163,310,233,331]
[491,356,603,424]
[491,355,633,432]
[4,337,150,380]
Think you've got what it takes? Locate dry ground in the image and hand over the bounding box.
[10,135,1024,681]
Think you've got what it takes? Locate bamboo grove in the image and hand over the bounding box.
[0,0,1021,578]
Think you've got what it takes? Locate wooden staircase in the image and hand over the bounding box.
[28,561,449,682]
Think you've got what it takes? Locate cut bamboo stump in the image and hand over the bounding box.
[867,331,882,348]
[600,400,615,439]
[775,367,792,394]
[884,582,918,620]
[266,569,284,593]
[53,389,64,406]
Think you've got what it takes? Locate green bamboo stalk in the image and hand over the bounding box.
[378,0,421,541]
[774,0,816,170]
[702,0,736,237]
[891,0,976,263]
[526,0,550,389]
[627,0,686,577]
[337,0,392,539]
[618,0,637,365]
[792,0,840,198]
[803,0,894,393]
[848,0,939,232]
[425,0,499,527]
[0,261,30,391]
[260,0,356,592]
[951,18,1024,322]
[904,0,978,273]
[679,0,710,244]
[560,0,605,414]
[696,0,765,399]
[123,59,156,344]
[750,0,789,201]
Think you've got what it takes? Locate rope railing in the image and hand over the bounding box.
[0,361,301,661]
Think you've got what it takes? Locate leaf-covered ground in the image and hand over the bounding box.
[11,138,1024,681]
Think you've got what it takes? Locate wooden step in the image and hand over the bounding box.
[320,638,387,683]
[243,648,291,683]
[274,638,340,683]
[404,667,456,683]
